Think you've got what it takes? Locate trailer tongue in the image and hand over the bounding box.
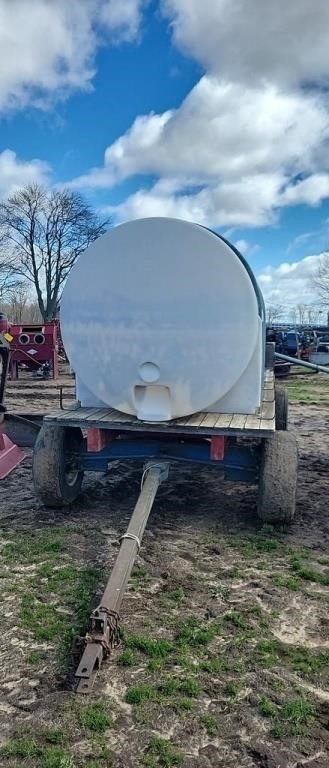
[75,462,169,693]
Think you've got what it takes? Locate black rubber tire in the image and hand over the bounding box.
[275,386,288,431]
[257,432,298,524]
[33,424,84,507]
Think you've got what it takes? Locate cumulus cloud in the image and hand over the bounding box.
[0,149,49,199]
[73,78,329,187]
[107,173,283,227]
[0,0,144,111]
[162,0,329,87]
[72,74,329,227]
[257,253,325,308]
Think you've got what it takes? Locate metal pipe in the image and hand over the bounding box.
[275,352,329,375]
[75,461,169,693]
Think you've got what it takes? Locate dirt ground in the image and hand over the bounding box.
[0,371,328,768]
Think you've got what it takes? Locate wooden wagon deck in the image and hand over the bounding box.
[45,370,275,437]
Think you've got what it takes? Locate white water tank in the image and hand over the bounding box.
[61,218,265,421]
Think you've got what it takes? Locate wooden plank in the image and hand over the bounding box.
[199,412,223,428]
[229,414,248,430]
[183,412,207,427]
[260,417,275,432]
[261,400,275,420]
[53,407,96,422]
[101,410,135,424]
[263,389,275,402]
[213,414,234,429]
[245,414,261,430]
[84,408,116,422]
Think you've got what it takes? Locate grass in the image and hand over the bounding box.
[78,702,112,733]
[27,649,48,665]
[200,713,218,736]
[1,529,65,563]
[254,636,329,674]
[125,675,200,707]
[224,610,248,630]
[42,748,75,768]
[162,588,185,604]
[117,648,136,666]
[43,730,65,745]
[259,695,316,738]
[286,374,329,405]
[224,680,241,698]
[126,634,174,658]
[174,617,221,648]
[272,573,301,591]
[18,564,100,663]
[0,736,41,758]
[143,737,183,767]
[0,737,75,767]
[290,556,329,586]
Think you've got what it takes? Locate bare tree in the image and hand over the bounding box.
[311,252,329,306]
[0,184,109,322]
[289,307,297,324]
[4,283,29,323]
[266,304,284,324]
[296,303,307,324]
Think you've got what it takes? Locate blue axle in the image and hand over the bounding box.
[76,437,260,483]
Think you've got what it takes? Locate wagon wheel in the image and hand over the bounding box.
[257,431,298,524]
[275,386,288,430]
[33,424,84,507]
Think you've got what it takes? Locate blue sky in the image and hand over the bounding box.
[0,0,329,312]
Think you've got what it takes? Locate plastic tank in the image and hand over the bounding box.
[61,218,265,421]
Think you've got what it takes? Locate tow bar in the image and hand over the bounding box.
[75,462,169,693]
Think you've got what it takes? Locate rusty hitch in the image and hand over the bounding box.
[75,462,169,693]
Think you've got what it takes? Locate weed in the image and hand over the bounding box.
[125,683,154,705]
[258,694,315,738]
[224,681,241,698]
[42,747,75,768]
[43,729,65,745]
[117,649,136,667]
[126,634,174,658]
[159,677,200,698]
[27,649,48,664]
[201,657,228,674]
[19,595,67,641]
[272,699,316,738]
[163,588,185,604]
[208,584,231,600]
[175,617,220,647]
[2,529,65,563]
[318,557,329,566]
[258,696,277,718]
[224,610,248,630]
[143,736,183,767]
[0,736,41,758]
[290,556,329,586]
[272,574,301,591]
[200,713,218,736]
[78,702,112,733]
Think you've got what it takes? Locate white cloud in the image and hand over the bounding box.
[101,0,146,42]
[162,0,329,87]
[73,78,329,188]
[257,253,325,308]
[0,149,49,199]
[108,173,284,227]
[281,174,329,206]
[0,0,144,112]
[72,74,329,228]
